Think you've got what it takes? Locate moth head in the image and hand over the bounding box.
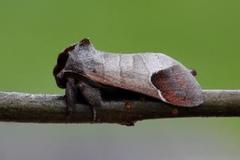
[53,44,75,88]
[53,38,93,88]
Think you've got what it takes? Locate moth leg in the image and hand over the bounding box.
[77,81,102,122]
[65,78,78,116]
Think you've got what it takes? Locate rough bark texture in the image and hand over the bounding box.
[0,90,239,125]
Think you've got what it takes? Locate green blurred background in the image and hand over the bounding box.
[0,0,240,159]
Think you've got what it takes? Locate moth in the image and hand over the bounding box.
[53,38,203,120]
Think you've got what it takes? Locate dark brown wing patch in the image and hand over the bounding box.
[151,65,203,107]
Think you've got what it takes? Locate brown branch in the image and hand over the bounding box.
[0,90,240,126]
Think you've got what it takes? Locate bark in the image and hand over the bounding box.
[0,90,239,126]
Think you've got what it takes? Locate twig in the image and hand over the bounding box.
[0,90,239,125]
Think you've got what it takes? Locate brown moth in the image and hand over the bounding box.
[53,38,203,120]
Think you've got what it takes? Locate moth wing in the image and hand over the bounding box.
[151,65,203,107]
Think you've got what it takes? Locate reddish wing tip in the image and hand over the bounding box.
[151,65,203,107]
